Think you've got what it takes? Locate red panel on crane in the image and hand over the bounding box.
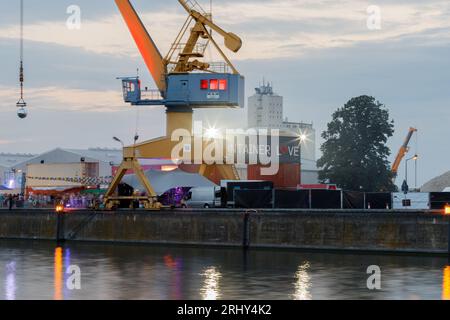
[200,79,208,90]
[209,79,219,90]
[219,79,227,91]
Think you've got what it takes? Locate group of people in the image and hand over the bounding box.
[0,194,24,210]
[57,192,104,209]
[0,192,105,210]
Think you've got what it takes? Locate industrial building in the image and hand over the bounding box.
[11,148,122,177]
[247,82,319,185]
[0,147,193,193]
[1,148,122,192]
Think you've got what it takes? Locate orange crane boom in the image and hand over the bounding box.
[115,0,167,92]
[391,127,417,179]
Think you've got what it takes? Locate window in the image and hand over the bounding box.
[219,79,227,90]
[201,79,227,90]
[210,79,219,90]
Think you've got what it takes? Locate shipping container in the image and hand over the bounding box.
[392,192,430,209]
[220,180,274,207]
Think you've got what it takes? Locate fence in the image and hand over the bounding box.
[233,189,450,210]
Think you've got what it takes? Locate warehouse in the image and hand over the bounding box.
[3,148,122,192]
[3,148,188,193]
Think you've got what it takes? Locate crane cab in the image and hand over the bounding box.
[120,77,142,104]
[165,73,244,108]
[119,73,244,108]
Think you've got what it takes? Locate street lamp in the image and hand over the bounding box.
[113,136,124,148]
[405,154,418,187]
[445,204,450,215]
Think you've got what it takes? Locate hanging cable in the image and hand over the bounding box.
[17,0,27,119]
[133,68,140,144]
[134,106,140,143]
[19,0,24,100]
[414,128,419,188]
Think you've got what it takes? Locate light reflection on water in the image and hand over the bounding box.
[54,247,63,300]
[0,240,449,300]
[200,266,221,300]
[5,261,16,300]
[443,266,450,300]
[293,262,311,300]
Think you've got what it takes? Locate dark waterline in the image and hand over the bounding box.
[0,240,449,300]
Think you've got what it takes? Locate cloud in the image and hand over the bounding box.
[0,0,449,60]
[0,85,132,112]
[0,139,13,145]
[0,11,184,57]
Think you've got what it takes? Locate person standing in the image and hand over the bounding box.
[8,194,14,210]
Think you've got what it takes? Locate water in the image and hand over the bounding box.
[0,240,449,300]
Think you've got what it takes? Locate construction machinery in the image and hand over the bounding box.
[391,127,417,182]
[104,0,244,209]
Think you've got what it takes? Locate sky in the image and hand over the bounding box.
[0,0,449,187]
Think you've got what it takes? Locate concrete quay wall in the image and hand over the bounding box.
[0,209,448,254]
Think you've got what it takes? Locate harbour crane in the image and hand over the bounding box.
[391,127,417,182]
[104,0,244,209]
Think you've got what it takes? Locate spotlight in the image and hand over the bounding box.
[296,132,307,143]
[16,99,27,119]
[17,108,27,119]
[205,127,220,139]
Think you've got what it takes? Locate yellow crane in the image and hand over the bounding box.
[104,0,243,209]
[391,127,417,182]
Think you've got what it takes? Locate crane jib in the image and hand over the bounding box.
[115,0,244,108]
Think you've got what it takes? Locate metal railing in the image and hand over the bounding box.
[184,0,208,15]
[141,89,163,101]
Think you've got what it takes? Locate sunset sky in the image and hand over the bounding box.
[0,0,450,186]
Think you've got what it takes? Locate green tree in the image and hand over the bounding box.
[317,95,395,192]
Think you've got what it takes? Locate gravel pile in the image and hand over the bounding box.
[421,171,450,192]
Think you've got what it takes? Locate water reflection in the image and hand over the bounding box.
[164,255,183,300]
[443,266,450,300]
[5,261,16,300]
[164,255,178,269]
[63,248,72,299]
[200,266,222,300]
[292,262,312,300]
[54,247,63,300]
[1,240,450,300]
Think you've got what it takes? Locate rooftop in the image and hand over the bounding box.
[0,153,36,168]
[254,82,277,96]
